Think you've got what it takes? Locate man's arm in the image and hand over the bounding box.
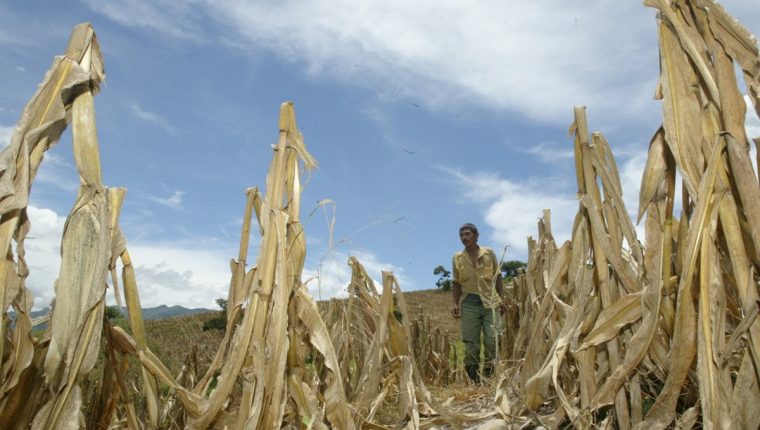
[451,256,461,318]
[495,273,508,314]
[452,281,462,318]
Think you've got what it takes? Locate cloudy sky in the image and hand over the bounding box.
[1,0,759,310]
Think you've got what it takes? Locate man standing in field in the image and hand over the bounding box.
[451,223,505,384]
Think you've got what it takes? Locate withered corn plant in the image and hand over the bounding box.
[409,315,452,386]
[129,102,494,428]
[501,1,760,429]
[0,23,116,429]
[0,22,483,430]
[319,257,487,428]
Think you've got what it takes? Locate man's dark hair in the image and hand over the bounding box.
[459,223,478,235]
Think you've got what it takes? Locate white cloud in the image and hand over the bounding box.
[24,204,395,310]
[615,152,645,219]
[84,0,671,127]
[22,204,235,310]
[24,205,66,309]
[14,66,25,72]
[742,95,760,181]
[519,141,575,164]
[148,190,185,209]
[442,150,652,260]
[303,249,413,301]
[303,256,350,301]
[439,166,579,258]
[127,243,232,308]
[81,0,205,41]
[0,124,13,148]
[127,242,409,309]
[746,95,760,141]
[209,0,665,126]
[24,219,406,310]
[85,1,760,128]
[618,152,648,240]
[130,102,174,132]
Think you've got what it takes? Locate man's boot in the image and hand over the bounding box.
[483,364,494,379]
[466,364,480,384]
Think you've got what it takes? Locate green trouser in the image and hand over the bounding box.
[461,294,501,371]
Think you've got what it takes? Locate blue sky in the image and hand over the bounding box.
[1,0,759,309]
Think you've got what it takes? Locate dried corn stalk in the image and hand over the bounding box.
[0,23,118,429]
[507,1,760,428]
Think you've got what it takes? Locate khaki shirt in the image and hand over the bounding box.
[452,246,501,309]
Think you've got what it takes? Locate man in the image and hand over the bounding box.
[451,223,505,384]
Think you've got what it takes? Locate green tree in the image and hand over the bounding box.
[202,298,228,331]
[433,265,452,291]
[104,305,130,331]
[105,305,122,320]
[215,298,227,313]
[501,260,527,280]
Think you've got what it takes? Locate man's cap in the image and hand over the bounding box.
[459,223,478,235]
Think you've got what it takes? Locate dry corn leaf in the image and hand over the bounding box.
[638,127,669,223]
[693,0,760,116]
[656,18,702,198]
[695,207,731,429]
[577,293,642,351]
[636,134,725,430]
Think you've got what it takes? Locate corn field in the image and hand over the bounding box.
[1,0,759,428]
[502,1,760,428]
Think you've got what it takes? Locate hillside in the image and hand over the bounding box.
[144,312,224,377]
[26,304,210,321]
[145,289,458,377]
[136,304,212,320]
[399,289,460,338]
[140,288,500,425]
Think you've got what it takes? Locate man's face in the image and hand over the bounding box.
[459,229,477,247]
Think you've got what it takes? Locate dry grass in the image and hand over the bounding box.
[404,290,460,340]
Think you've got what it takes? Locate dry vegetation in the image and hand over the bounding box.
[499,1,760,428]
[1,0,760,428]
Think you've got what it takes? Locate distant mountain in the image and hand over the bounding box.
[18,305,213,326]
[138,305,211,320]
